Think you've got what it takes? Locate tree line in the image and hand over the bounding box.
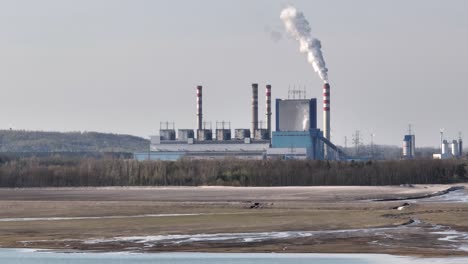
[0,156,466,187]
[0,130,148,153]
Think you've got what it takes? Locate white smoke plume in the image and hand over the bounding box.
[280,6,328,83]
[302,108,309,131]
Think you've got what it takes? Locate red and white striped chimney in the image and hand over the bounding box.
[266,84,272,139]
[197,85,203,131]
[323,83,331,141]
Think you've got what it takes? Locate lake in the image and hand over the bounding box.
[1,249,468,264]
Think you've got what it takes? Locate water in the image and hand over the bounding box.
[423,189,468,203]
[1,249,468,264]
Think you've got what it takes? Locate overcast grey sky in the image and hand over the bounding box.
[1,0,467,147]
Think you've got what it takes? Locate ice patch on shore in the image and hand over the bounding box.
[423,190,468,203]
[84,225,406,246]
[85,231,314,245]
[432,230,468,242]
[429,228,468,253]
[459,245,468,252]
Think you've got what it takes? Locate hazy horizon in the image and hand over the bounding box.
[1,0,467,147]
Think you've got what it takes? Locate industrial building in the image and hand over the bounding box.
[402,125,415,159]
[432,130,463,159]
[267,97,323,159]
[134,83,344,161]
[402,135,416,159]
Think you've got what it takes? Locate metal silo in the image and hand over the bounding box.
[442,140,450,156]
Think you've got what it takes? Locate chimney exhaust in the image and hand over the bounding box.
[197,85,203,131]
[252,83,258,136]
[266,84,272,139]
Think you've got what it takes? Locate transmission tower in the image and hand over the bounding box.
[352,130,362,156]
[370,133,375,159]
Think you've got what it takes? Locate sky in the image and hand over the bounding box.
[0,0,467,147]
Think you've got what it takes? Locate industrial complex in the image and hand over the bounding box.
[135,83,345,161]
[132,82,464,162]
[432,130,463,160]
[401,126,463,160]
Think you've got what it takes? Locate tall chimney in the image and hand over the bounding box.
[323,83,331,141]
[252,83,258,136]
[266,84,272,139]
[460,138,463,157]
[197,85,203,131]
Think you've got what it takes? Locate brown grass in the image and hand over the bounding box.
[0,185,466,257]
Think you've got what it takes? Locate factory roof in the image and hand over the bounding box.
[151,141,270,152]
[159,139,270,145]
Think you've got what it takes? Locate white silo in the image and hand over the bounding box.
[452,140,459,157]
[442,140,450,156]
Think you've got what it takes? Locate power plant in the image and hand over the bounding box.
[134,83,344,161]
[134,6,463,162]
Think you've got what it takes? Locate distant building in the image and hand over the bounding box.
[402,135,415,159]
[268,98,324,160]
[133,135,269,161]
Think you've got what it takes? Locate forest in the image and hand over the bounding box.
[0,155,465,187]
[0,130,148,153]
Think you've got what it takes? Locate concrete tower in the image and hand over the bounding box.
[252,83,258,136]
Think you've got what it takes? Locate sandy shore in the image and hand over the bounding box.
[0,184,467,257]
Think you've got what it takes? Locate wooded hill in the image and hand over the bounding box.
[0,130,148,153]
[0,157,466,187]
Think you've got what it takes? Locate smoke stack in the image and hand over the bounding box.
[440,129,444,154]
[266,85,272,139]
[323,83,331,141]
[197,85,203,131]
[252,83,258,136]
[460,138,463,157]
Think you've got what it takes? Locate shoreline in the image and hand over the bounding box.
[0,184,466,257]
